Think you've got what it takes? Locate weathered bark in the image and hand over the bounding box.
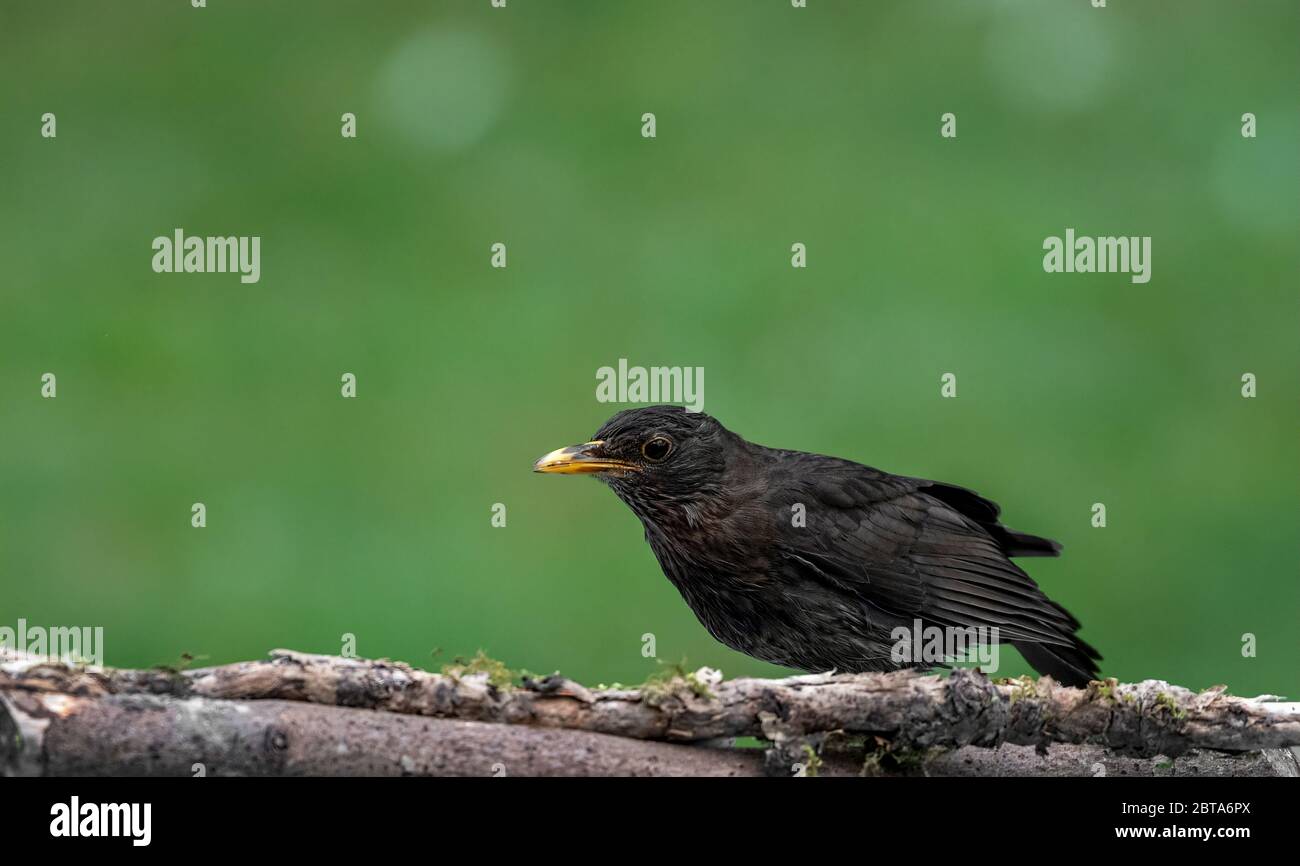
[0,690,767,777]
[3,649,1297,777]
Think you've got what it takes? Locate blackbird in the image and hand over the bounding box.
[534,405,1101,686]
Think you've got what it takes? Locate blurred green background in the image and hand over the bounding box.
[2,1,1296,696]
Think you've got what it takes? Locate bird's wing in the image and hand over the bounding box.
[768,454,1083,648]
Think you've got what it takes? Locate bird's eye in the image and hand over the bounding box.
[641,435,673,462]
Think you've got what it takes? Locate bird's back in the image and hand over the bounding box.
[650,440,1100,684]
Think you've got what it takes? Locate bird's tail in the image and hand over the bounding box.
[1014,634,1102,688]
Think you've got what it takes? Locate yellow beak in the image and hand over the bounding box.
[532,440,638,475]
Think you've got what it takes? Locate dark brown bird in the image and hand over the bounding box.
[534,405,1100,686]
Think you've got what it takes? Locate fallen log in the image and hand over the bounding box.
[3,649,1297,777]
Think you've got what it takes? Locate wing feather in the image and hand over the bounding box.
[772,454,1093,658]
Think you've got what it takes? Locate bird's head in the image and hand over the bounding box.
[533,405,733,523]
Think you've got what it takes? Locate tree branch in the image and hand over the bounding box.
[3,649,1297,776]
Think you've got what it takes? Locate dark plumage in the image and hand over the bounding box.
[534,405,1101,686]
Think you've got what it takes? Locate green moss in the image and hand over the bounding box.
[822,731,871,755]
[441,650,517,690]
[1005,675,1038,705]
[1154,692,1187,721]
[859,736,945,776]
[1088,677,1119,702]
[800,743,823,777]
[640,658,716,701]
